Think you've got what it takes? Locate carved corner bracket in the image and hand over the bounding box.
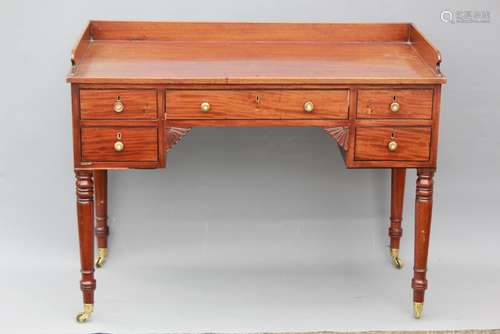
[323,127,349,150]
[165,127,191,152]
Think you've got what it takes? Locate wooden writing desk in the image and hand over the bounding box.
[67,21,446,322]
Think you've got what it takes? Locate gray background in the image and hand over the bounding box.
[1,0,500,333]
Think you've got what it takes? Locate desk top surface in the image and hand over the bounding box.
[68,21,446,85]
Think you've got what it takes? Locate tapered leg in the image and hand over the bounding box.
[389,168,406,269]
[94,170,109,268]
[75,170,96,323]
[412,168,435,319]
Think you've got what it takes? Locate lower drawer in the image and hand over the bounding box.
[81,127,158,162]
[354,127,431,161]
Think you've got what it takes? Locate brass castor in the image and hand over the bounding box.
[95,248,107,268]
[390,248,403,269]
[76,304,93,323]
[413,302,423,319]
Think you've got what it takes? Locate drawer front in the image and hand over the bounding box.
[80,90,157,120]
[166,90,349,119]
[81,127,158,162]
[354,127,431,161]
[357,89,433,119]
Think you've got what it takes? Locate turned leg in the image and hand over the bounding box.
[412,168,435,319]
[75,170,96,323]
[389,168,406,269]
[94,170,109,268]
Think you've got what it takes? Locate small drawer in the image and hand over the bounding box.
[81,127,158,162]
[166,90,349,119]
[80,90,157,120]
[354,127,431,161]
[357,89,433,119]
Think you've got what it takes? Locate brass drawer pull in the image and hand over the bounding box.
[390,97,400,113]
[113,97,124,113]
[387,134,398,152]
[387,140,398,152]
[114,132,124,152]
[200,102,211,112]
[304,101,314,113]
[114,141,124,152]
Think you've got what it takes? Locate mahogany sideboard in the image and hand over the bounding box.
[67,21,446,322]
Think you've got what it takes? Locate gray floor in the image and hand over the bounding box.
[3,212,500,334]
[1,126,499,334]
[2,128,500,334]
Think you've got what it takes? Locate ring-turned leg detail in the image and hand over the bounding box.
[94,170,109,268]
[412,168,435,319]
[389,168,406,269]
[75,170,96,323]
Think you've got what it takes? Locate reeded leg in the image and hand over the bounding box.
[389,168,406,269]
[412,168,435,319]
[75,170,96,323]
[94,170,109,268]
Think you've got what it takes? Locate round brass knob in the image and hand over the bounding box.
[114,99,124,113]
[200,102,211,113]
[304,101,314,113]
[390,101,400,113]
[387,140,398,152]
[114,141,124,152]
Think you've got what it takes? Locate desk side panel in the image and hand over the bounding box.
[409,24,445,79]
[71,22,91,67]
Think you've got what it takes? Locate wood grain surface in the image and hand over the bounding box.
[354,127,431,161]
[90,21,410,42]
[68,22,446,85]
[357,89,433,119]
[80,89,157,120]
[166,90,349,119]
[81,127,158,162]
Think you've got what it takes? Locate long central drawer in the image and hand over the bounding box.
[166,90,349,119]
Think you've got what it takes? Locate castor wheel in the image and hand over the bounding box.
[95,248,107,268]
[76,304,93,323]
[413,302,423,319]
[390,248,403,269]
